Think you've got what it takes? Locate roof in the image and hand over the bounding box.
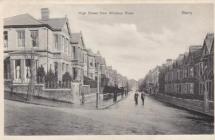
[39,18,67,31]
[70,32,86,49]
[87,49,95,56]
[188,45,202,62]
[4,13,69,32]
[70,33,81,43]
[189,45,202,53]
[4,14,44,26]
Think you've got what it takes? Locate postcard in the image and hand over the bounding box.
[1,0,214,139]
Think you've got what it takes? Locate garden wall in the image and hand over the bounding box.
[4,83,74,103]
[153,94,214,116]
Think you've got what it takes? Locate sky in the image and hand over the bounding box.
[2,3,214,80]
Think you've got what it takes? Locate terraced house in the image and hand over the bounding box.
[144,33,214,100]
[163,33,214,100]
[142,33,214,115]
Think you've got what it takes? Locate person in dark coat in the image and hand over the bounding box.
[141,92,145,105]
[113,84,118,102]
[134,91,139,105]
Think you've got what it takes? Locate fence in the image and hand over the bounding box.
[45,81,71,89]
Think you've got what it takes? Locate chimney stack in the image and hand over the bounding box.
[41,8,49,20]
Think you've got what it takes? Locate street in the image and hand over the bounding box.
[5,92,214,135]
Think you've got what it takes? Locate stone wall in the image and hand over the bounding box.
[4,83,74,103]
[154,94,214,116]
[39,88,73,103]
[90,88,97,94]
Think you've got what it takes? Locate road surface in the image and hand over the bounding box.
[5,92,214,135]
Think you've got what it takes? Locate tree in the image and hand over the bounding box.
[37,65,45,83]
[62,72,72,88]
[45,69,57,88]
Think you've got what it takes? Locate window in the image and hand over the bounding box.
[68,46,71,56]
[73,68,77,80]
[54,62,58,74]
[73,46,76,59]
[199,83,204,95]
[90,62,93,67]
[66,64,69,72]
[4,31,8,48]
[62,36,65,52]
[25,59,31,81]
[30,30,39,47]
[64,38,67,53]
[17,30,25,47]
[189,83,194,94]
[207,81,213,100]
[62,63,65,72]
[15,60,21,80]
[190,67,194,77]
[54,34,58,49]
[4,58,10,79]
[66,40,68,55]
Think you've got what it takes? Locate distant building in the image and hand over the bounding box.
[70,32,85,83]
[143,33,214,102]
[87,49,96,80]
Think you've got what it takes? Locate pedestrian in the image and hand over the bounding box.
[80,92,85,105]
[134,91,139,105]
[141,92,145,105]
[121,87,124,98]
[113,86,117,103]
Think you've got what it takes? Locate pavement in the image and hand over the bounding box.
[76,93,128,110]
[4,91,214,135]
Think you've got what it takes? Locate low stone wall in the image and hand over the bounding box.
[39,88,73,103]
[154,94,214,116]
[4,83,74,103]
[90,88,97,94]
[81,85,90,95]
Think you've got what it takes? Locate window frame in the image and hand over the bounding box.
[4,31,8,48]
[30,30,39,47]
[17,30,25,47]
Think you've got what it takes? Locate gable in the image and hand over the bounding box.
[210,40,214,53]
[62,20,71,36]
[202,42,209,56]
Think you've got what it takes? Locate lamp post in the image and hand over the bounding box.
[202,64,209,113]
[96,63,100,109]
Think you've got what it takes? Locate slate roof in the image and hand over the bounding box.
[4,14,68,31]
[70,33,81,43]
[189,45,202,53]
[70,32,86,49]
[4,14,44,26]
[39,18,67,31]
[188,45,202,62]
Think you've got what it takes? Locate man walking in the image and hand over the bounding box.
[141,92,145,105]
[134,91,139,105]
